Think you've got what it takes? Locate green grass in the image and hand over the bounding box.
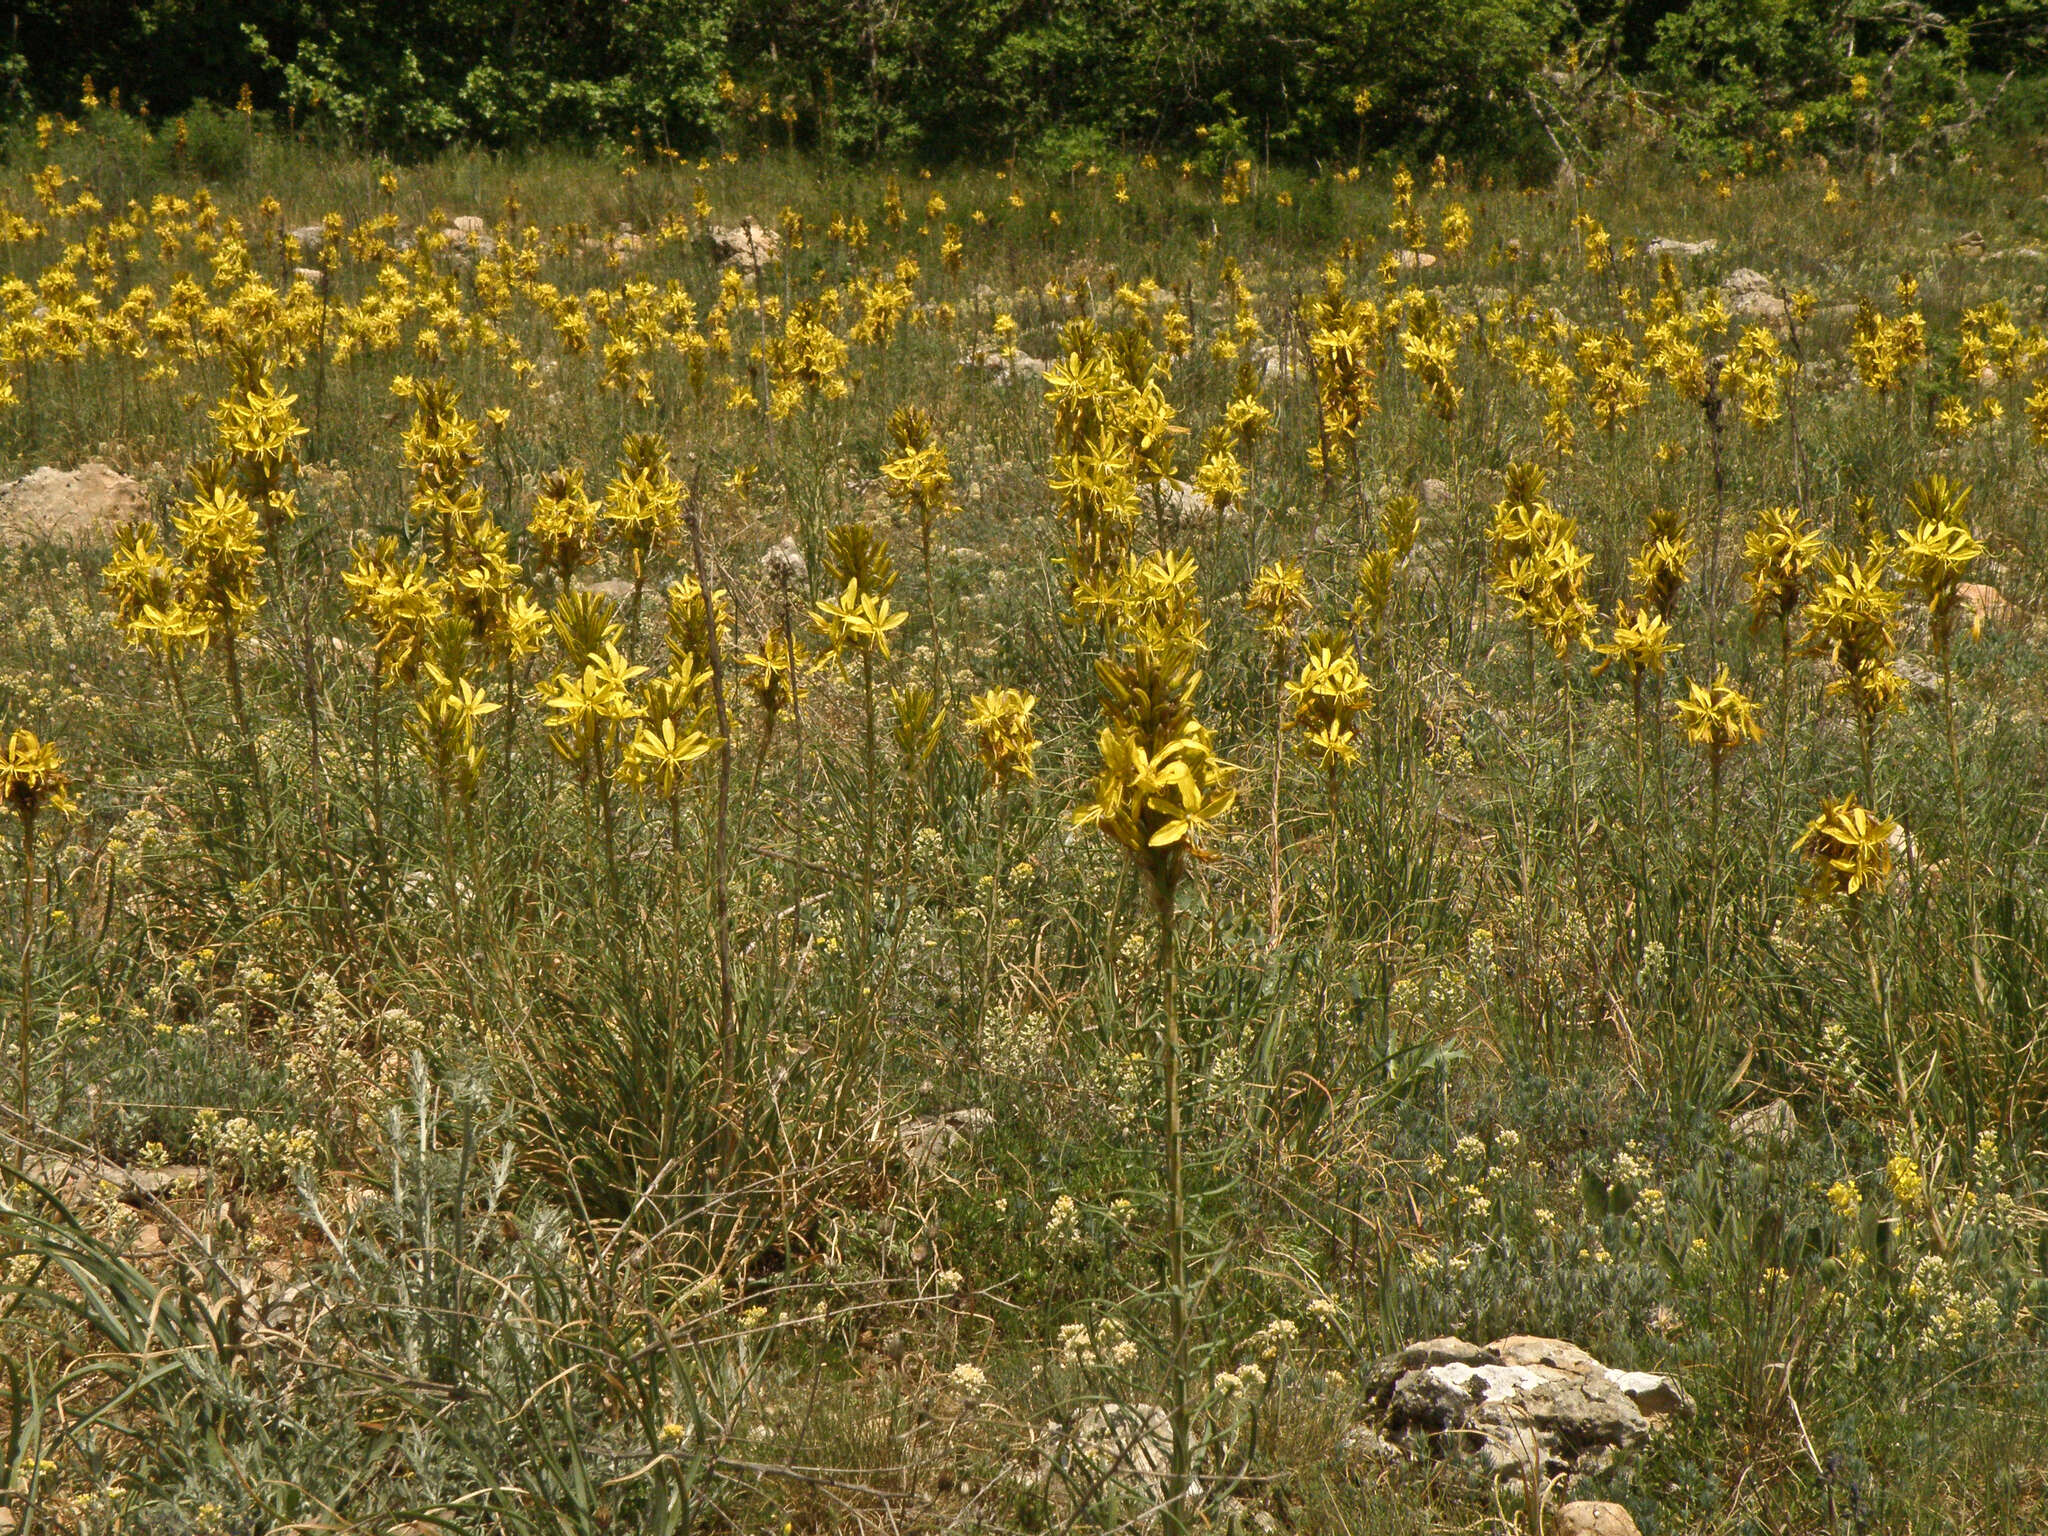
[0,114,2045,1534]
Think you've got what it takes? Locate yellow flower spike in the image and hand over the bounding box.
[1794,793,1898,903]
[1286,640,1376,771]
[1897,474,1982,648]
[619,716,717,799]
[1593,606,1681,683]
[1628,505,1694,619]
[812,579,908,662]
[1674,665,1763,764]
[1743,506,1827,628]
[1801,539,1903,722]
[1,730,78,825]
[1243,561,1308,641]
[965,686,1039,786]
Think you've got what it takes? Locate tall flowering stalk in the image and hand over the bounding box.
[814,523,909,972]
[1743,505,1827,850]
[3,730,75,1121]
[1898,474,1986,1000]
[1802,533,1904,802]
[1286,631,1375,943]
[1243,561,1307,942]
[1675,666,1762,986]
[1074,550,1236,1536]
[965,686,1038,1020]
[541,593,648,900]
[1797,792,1904,1084]
[878,405,957,684]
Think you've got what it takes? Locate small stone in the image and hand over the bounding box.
[0,461,148,546]
[1050,1401,1200,1504]
[897,1107,994,1170]
[1893,656,1943,703]
[1553,1501,1642,1536]
[710,219,781,273]
[1419,477,1452,508]
[1645,237,1717,258]
[1338,1423,1409,1468]
[575,577,639,604]
[1395,249,1438,269]
[1721,269,1789,325]
[1957,581,2016,629]
[1729,1096,1799,1150]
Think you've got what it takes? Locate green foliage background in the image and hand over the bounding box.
[3,0,2042,165]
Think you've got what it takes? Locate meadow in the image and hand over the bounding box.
[0,111,2046,1534]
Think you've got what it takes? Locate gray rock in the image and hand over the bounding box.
[1893,656,1943,703]
[1722,269,1789,325]
[1047,1401,1200,1505]
[1646,237,1717,258]
[897,1107,994,1170]
[1420,477,1452,508]
[710,219,781,273]
[1362,1334,1690,1478]
[0,461,147,547]
[1555,1501,1643,1536]
[1251,343,1299,384]
[1729,1097,1798,1151]
[961,348,1048,385]
[1338,1423,1411,1468]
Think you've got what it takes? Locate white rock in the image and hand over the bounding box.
[0,461,147,546]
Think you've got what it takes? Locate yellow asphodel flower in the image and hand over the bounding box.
[1286,641,1375,770]
[1896,474,1983,648]
[965,686,1039,786]
[1,729,77,824]
[619,716,716,798]
[1243,561,1308,641]
[1674,665,1762,765]
[1743,506,1826,629]
[1794,793,1897,902]
[812,579,908,660]
[1593,605,1681,683]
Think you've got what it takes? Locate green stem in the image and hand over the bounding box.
[1153,868,1191,1536]
[17,816,34,1124]
[979,781,1009,1029]
[1941,646,1988,1012]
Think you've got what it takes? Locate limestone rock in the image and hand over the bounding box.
[1554,1500,1643,1536]
[0,461,147,546]
[1047,1401,1200,1504]
[1338,1423,1410,1469]
[1395,249,1438,270]
[1251,343,1299,384]
[574,577,639,605]
[961,347,1048,385]
[1722,269,1788,325]
[1356,1334,1690,1478]
[20,1153,206,1205]
[1646,237,1717,258]
[897,1107,994,1170]
[1419,477,1452,509]
[1957,581,2016,630]
[710,219,781,273]
[1729,1097,1799,1151]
